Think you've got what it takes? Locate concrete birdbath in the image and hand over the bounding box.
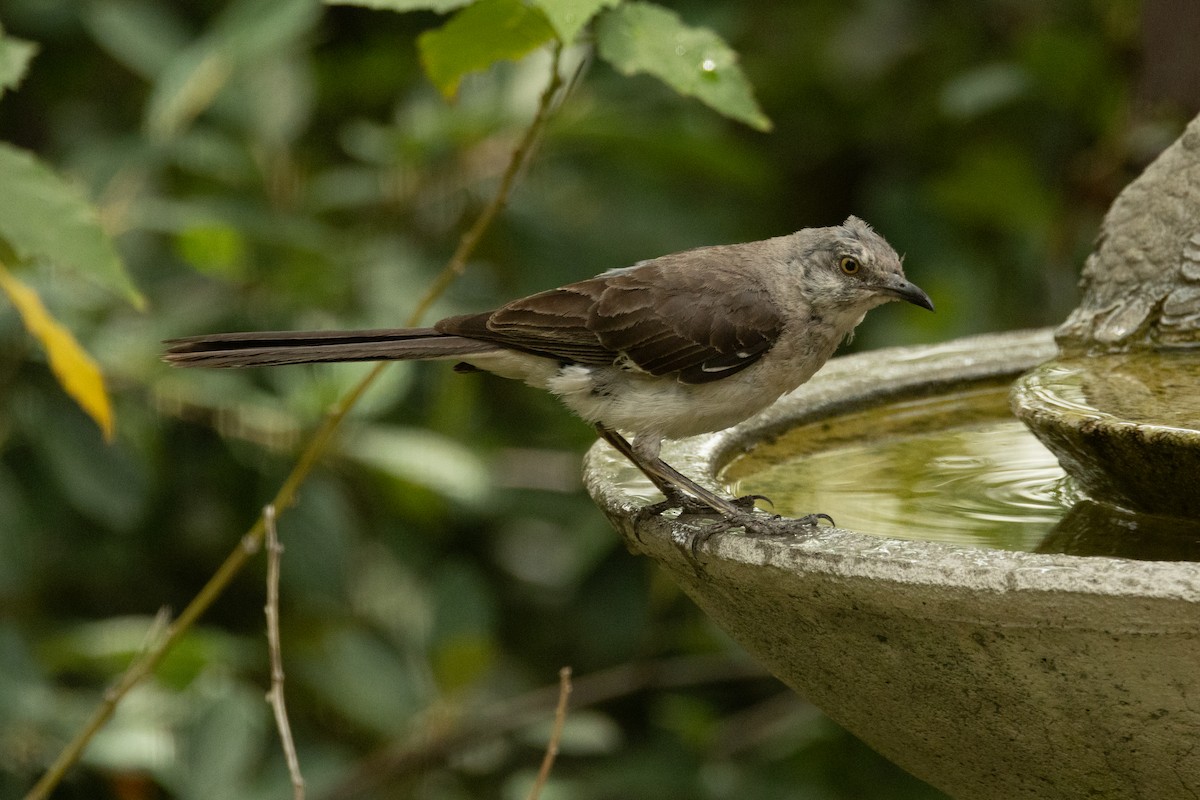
[583,110,1200,800]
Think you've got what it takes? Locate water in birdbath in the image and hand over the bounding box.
[1023,352,1200,430]
[1012,351,1200,520]
[723,382,1200,560]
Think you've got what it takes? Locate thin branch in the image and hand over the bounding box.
[527,666,572,800]
[24,366,377,800]
[25,42,571,800]
[264,505,305,800]
[406,42,565,327]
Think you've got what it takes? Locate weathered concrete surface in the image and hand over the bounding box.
[1057,110,1200,351]
[585,330,1200,800]
[1015,111,1200,517]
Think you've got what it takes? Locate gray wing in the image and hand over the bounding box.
[436,252,784,384]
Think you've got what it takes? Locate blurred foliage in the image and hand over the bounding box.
[0,0,1191,798]
[0,27,139,438]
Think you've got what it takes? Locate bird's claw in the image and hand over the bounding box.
[633,489,830,559]
[731,493,771,511]
[679,510,834,559]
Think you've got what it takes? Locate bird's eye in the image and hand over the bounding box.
[839,256,861,275]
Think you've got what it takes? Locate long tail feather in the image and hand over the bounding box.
[164,327,498,368]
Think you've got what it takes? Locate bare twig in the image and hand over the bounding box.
[24,368,378,800]
[264,505,305,800]
[26,41,571,800]
[527,666,572,800]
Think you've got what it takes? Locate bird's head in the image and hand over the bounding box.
[793,216,934,317]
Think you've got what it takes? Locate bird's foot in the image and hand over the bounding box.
[637,491,769,521]
[631,488,817,558]
[679,510,834,559]
[732,493,773,511]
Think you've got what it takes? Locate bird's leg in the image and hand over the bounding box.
[596,426,733,514]
[644,456,767,514]
[595,425,833,556]
[594,426,752,516]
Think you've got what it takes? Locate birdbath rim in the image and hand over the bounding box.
[583,327,1200,602]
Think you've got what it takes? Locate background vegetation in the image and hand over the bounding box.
[0,0,1193,797]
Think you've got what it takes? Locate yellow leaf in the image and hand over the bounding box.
[0,262,114,440]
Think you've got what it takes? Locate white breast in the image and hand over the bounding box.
[546,326,845,443]
[458,314,853,446]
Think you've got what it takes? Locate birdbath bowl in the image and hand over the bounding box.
[582,328,1200,800]
[1011,351,1200,518]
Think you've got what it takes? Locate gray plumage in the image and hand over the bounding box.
[166,216,932,522]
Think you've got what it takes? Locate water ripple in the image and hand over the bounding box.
[728,421,1070,552]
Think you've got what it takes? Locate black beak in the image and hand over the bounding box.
[882,276,934,312]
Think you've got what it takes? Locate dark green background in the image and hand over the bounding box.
[0,0,1193,797]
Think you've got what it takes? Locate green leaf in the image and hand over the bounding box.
[417,0,556,98]
[207,0,321,59]
[299,628,424,735]
[173,223,248,278]
[144,0,321,139]
[940,63,1030,120]
[532,0,619,43]
[325,0,471,11]
[83,1,191,80]
[0,142,143,308]
[0,26,38,99]
[177,682,267,800]
[145,48,234,141]
[432,634,494,691]
[343,424,490,507]
[595,2,772,132]
[38,617,248,685]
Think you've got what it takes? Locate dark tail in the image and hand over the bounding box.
[164,327,499,368]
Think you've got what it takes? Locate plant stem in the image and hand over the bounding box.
[24,42,567,800]
[407,43,564,327]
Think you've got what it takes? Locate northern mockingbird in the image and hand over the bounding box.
[166,216,932,534]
